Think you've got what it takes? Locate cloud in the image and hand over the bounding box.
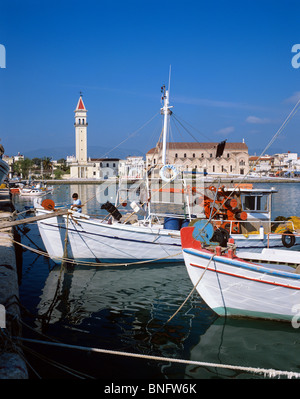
[215,126,235,135]
[283,91,300,104]
[246,116,271,124]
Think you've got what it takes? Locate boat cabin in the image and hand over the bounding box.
[223,187,277,234]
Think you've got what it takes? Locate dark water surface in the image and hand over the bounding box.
[13,182,300,380]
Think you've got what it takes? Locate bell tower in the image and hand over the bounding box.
[74,94,88,164]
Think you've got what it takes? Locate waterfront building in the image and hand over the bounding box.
[118,156,145,179]
[88,158,119,179]
[272,152,299,175]
[248,155,274,176]
[3,152,24,179]
[146,142,249,176]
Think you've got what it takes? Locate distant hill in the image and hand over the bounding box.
[23,146,145,160]
[22,145,292,160]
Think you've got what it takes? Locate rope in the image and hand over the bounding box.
[4,311,94,379]
[8,234,182,267]
[164,251,216,325]
[98,112,159,160]
[15,337,300,379]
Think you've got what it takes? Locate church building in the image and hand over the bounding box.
[146,141,249,176]
[69,95,119,179]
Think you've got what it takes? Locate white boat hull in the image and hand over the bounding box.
[182,246,300,322]
[20,189,48,196]
[36,209,183,264]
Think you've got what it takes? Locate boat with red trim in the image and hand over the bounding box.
[181,220,300,322]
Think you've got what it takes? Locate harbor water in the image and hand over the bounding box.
[13,182,300,379]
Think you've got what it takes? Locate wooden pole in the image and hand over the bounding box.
[0,209,69,230]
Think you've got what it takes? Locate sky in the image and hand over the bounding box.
[0,0,300,159]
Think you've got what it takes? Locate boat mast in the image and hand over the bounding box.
[161,84,173,166]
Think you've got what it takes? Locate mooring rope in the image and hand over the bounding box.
[5,233,183,267]
[15,337,300,379]
[164,251,216,325]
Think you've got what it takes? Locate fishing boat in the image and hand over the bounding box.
[196,183,300,252]
[9,182,23,194]
[34,85,300,265]
[34,86,189,264]
[181,221,300,322]
[20,188,47,197]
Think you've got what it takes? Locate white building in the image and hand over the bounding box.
[3,152,25,179]
[89,158,119,179]
[146,142,249,176]
[272,152,299,175]
[118,156,145,179]
[248,155,273,176]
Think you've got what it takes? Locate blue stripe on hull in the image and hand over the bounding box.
[183,248,300,280]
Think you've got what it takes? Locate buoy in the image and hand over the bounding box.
[42,199,55,210]
[159,164,179,182]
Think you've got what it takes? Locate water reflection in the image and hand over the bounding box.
[35,259,300,379]
[184,317,300,379]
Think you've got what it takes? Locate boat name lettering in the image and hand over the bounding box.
[228,282,248,291]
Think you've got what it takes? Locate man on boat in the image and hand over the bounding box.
[71,193,82,213]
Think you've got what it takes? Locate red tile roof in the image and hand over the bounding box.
[146,142,248,154]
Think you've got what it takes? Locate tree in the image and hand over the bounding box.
[41,157,52,172]
[12,158,34,178]
[53,168,64,179]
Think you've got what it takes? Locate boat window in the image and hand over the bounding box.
[243,195,255,210]
[256,195,268,211]
[242,194,268,212]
